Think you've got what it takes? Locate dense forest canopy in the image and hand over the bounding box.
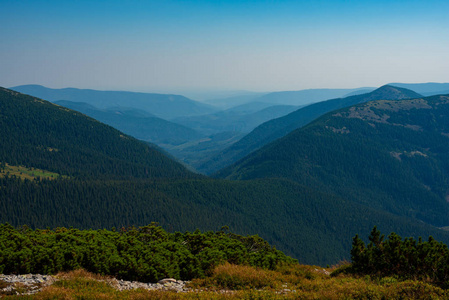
[350,227,449,288]
[217,94,449,227]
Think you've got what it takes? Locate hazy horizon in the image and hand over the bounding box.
[2,0,448,95]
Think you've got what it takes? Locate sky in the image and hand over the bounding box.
[1,0,449,97]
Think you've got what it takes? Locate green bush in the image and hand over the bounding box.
[0,223,295,282]
[350,226,449,286]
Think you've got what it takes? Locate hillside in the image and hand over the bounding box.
[0,87,196,179]
[217,94,449,227]
[55,100,204,145]
[202,85,422,174]
[4,175,449,266]
[10,85,217,119]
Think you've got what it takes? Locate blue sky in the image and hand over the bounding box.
[1,0,448,96]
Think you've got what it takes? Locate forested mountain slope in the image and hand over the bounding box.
[202,85,422,174]
[55,100,204,145]
[217,94,449,227]
[0,87,196,179]
[4,176,449,266]
[11,85,217,119]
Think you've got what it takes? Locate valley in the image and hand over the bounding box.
[2,84,449,267]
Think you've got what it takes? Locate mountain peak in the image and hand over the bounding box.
[368,85,422,101]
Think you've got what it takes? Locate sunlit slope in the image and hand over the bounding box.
[0,87,196,179]
[217,94,449,227]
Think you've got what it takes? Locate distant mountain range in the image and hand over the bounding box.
[12,83,449,175]
[54,100,204,146]
[204,92,268,109]
[205,83,449,109]
[11,84,217,119]
[201,85,423,174]
[172,104,300,135]
[388,82,449,96]
[251,88,375,106]
[204,88,375,108]
[10,83,449,175]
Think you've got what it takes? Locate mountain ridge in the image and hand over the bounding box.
[216,93,449,227]
[0,87,196,179]
[54,100,204,145]
[203,85,422,174]
[388,82,449,96]
[10,84,217,119]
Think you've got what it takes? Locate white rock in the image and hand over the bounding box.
[157,278,177,284]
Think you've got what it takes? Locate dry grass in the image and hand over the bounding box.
[2,266,449,299]
[0,163,63,180]
[196,263,282,289]
[191,263,449,299]
[0,279,8,289]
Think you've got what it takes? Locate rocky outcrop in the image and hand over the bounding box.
[0,274,190,296]
[0,274,56,295]
[110,277,189,292]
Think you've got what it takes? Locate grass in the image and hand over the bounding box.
[0,163,65,180]
[2,265,449,299]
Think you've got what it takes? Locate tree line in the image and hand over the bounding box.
[350,227,449,287]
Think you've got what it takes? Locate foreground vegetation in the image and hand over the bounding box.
[0,223,293,282]
[3,226,449,298]
[350,227,449,287]
[2,265,448,299]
